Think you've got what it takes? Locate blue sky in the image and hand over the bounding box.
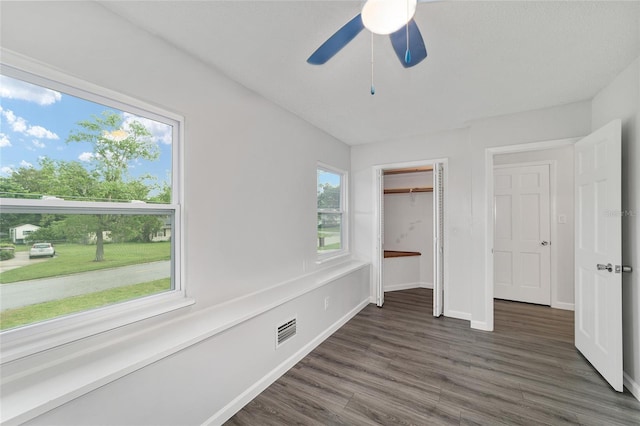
[317,169,341,188]
[0,74,172,187]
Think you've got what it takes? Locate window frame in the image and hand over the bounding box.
[0,58,190,363]
[316,163,348,262]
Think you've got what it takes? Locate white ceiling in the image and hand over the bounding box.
[100,1,640,145]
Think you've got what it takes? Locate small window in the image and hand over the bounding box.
[317,165,347,258]
[0,66,181,333]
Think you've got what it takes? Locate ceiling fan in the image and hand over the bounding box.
[307,0,432,68]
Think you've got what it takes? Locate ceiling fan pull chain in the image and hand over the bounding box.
[405,1,411,64]
[371,32,376,95]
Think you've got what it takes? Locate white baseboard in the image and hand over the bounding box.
[551,301,574,311]
[204,297,371,425]
[384,282,432,292]
[470,320,492,331]
[445,309,471,321]
[624,371,640,402]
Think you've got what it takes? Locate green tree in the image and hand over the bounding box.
[27,217,67,243]
[11,158,98,200]
[68,111,158,189]
[1,111,160,260]
[66,111,158,261]
[150,182,172,204]
[0,176,29,199]
[317,183,340,209]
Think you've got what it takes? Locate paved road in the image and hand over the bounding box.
[0,261,170,311]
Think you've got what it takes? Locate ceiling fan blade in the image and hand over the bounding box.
[389,19,427,68]
[307,14,365,65]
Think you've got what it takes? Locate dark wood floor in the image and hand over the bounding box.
[226,289,640,425]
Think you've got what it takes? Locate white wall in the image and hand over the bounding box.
[467,102,592,329]
[591,57,640,399]
[2,4,638,423]
[23,268,370,426]
[352,102,592,326]
[352,129,474,320]
[0,2,371,424]
[494,145,575,309]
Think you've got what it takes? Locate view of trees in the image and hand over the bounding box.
[317,182,340,210]
[0,111,170,261]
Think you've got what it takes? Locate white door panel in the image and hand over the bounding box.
[494,164,551,305]
[433,162,444,317]
[575,119,622,392]
[376,168,384,307]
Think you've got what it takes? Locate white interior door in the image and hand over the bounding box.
[376,168,385,307]
[433,163,444,317]
[575,119,623,392]
[494,164,551,305]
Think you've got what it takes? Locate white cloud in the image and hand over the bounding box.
[27,125,58,140]
[19,160,33,168]
[32,139,46,149]
[0,108,59,140]
[3,109,27,133]
[0,75,62,105]
[0,166,14,176]
[79,152,94,162]
[0,133,11,148]
[123,112,172,145]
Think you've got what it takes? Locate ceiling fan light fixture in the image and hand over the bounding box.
[362,0,417,35]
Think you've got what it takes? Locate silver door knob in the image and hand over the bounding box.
[597,263,613,272]
[540,241,549,246]
[615,265,633,273]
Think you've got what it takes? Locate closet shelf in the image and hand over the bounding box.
[384,186,433,194]
[384,166,433,175]
[384,250,422,258]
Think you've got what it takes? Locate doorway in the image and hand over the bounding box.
[490,144,576,310]
[373,159,447,316]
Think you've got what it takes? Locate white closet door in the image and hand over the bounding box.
[376,168,385,307]
[433,162,444,317]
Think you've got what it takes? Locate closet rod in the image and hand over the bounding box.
[384,187,433,194]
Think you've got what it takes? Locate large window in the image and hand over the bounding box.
[0,65,182,334]
[317,165,346,258]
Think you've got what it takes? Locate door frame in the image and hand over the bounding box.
[373,158,449,312]
[485,138,578,327]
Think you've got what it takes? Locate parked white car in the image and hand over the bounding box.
[29,243,55,259]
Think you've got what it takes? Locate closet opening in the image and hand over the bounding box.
[373,160,446,317]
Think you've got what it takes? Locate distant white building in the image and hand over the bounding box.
[9,224,40,244]
[151,216,172,242]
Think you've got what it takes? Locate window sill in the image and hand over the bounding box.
[316,251,350,265]
[0,259,368,426]
[1,292,194,364]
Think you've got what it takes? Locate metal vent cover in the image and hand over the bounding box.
[276,317,297,348]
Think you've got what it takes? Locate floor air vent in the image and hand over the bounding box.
[276,317,297,348]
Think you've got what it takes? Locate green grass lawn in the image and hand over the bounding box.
[318,242,341,251]
[0,278,171,330]
[0,242,171,284]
